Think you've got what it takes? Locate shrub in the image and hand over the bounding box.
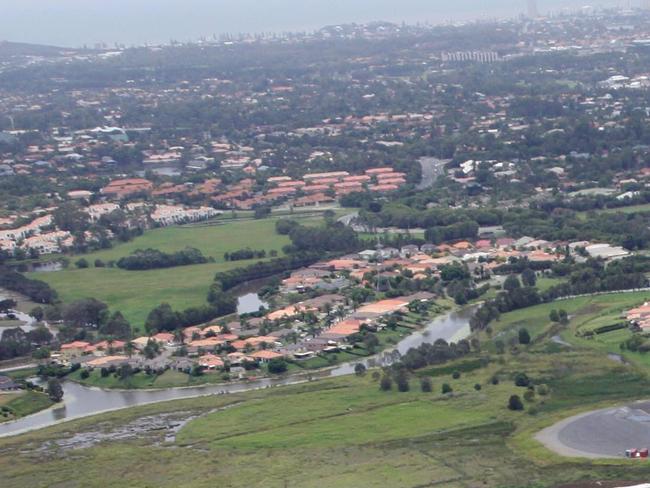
[420,377,433,392]
[474,383,482,391]
[514,372,530,387]
[442,383,453,394]
[268,358,288,374]
[537,384,549,396]
[354,363,367,376]
[518,328,531,345]
[396,375,410,392]
[523,389,536,402]
[380,375,393,391]
[508,395,524,411]
[452,370,461,379]
[80,369,90,380]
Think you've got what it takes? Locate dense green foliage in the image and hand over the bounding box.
[117,247,209,270]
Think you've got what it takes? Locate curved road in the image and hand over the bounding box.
[0,306,476,438]
[536,401,650,458]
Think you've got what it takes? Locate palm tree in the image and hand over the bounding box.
[125,341,135,358]
[173,329,185,345]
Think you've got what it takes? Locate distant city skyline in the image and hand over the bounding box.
[1,0,626,47]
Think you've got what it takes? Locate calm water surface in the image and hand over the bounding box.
[0,305,476,437]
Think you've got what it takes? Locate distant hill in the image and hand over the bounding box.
[0,40,78,59]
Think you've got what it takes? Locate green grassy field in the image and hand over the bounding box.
[482,291,650,347]
[29,218,296,329]
[2,346,650,487]
[6,291,650,486]
[0,390,53,423]
[67,367,232,389]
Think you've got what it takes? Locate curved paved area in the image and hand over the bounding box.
[536,401,650,458]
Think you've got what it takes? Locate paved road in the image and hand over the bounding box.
[417,157,448,190]
[536,401,650,458]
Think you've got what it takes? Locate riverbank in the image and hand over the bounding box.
[0,390,54,424]
[0,303,473,437]
[3,321,650,487]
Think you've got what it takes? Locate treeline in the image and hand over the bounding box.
[362,203,503,230]
[145,301,236,334]
[470,285,541,332]
[212,252,322,291]
[287,223,360,254]
[0,326,53,361]
[44,298,132,342]
[398,338,473,371]
[424,221,479,244]
[503,208,650,250]
[116,247,210,270]
[224,248,267,261]
[471,256,650,332]
[0,268,57,303]
[541,259,649,301]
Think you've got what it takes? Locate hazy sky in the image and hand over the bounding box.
[1,0,624,47]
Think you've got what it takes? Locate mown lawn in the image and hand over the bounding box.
[0,390,53,422]
[28,218,295,329]
[67,367,230,389]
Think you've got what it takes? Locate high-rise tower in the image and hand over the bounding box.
[527,0,539,18]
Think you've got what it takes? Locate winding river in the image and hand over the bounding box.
[0,306,476,438]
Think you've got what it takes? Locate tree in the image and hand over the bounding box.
[75,258,89,269]
[518,328,531,345]
[504,275,521,292]
[30,306,44,321]
[63,298,108,328]
[379,375,393,391]
[47,378,64,402]
[508,395,524,411]
[354,363,367,376]
[396,371,410,392]
[442,383,453,394]
[99,311,132,339]
[549,309,560,322]
[118,364,133,380]
[0,299,16,312]
[53,203,90,233]
[420,377,433,392]
[267,358,288,374]
[521,268,537,287]
[145,303,178,333]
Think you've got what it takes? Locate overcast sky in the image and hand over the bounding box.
[2,0,623,47]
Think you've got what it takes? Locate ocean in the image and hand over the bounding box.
[1,0,625,47]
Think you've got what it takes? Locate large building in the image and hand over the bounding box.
[527,0,539,18]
